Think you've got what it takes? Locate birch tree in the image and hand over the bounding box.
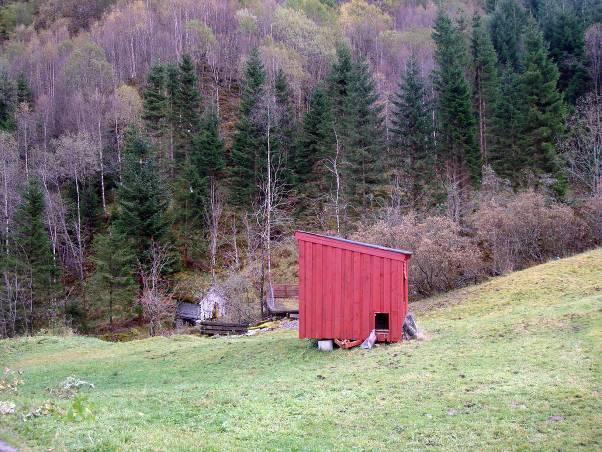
[0,132,19,254]
[560,92,602,195]
[139,242,174,336]
[53,132,98,309]
[204,178,223,281]
[253,86,291,316]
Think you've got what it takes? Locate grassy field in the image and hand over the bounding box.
[1,249,601,451]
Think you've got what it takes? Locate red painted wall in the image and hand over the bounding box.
[295,231,411,343]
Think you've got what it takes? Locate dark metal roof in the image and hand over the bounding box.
[295,230,413,256]
[177,301,200,320]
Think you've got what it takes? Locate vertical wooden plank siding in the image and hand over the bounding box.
[324,245,333,338]
[352,252,361,338]
[298,240,305,337]
[383,258,391,326]
[343,249,353,338]
[309,244,314,339]
[295,232,411,342]
[333,247,342,337]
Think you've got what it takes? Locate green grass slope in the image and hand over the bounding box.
[1,249,601,450]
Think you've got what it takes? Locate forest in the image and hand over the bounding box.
[0,0,600,338]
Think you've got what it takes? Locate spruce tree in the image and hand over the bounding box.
[194,108,225,184]
[471,13,500,163]
[176,107,225,260]
[325,45,385,215]
[490,67,523,180]
[433,10,480,184]
[185,107,225,220]
[489,0,528,71]
[90,227,136,327]
[517,25,567,194]
[295,85,333,188]
[229,48,266,207]
[114,127,170,266]
[345,56,385,211]
[12,179,59,325]
[0,70,16,131]
[165,63,180,166]
[390,54,433,206]
[543,10,589,104]
[79,181,103,236]
[174,54,202,162]
[16,74,32,107]
[294,85,333,216]
[327,45,355,142]
[274,69,295,180]
[142,65,167,141]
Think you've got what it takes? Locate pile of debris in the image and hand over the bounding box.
[321,313,424,351]
[245,318,298,336]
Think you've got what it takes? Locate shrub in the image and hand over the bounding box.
[578,193,602,245]
[474,191,587,274]
[353,214,484,297]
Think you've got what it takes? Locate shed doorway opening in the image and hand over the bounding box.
[375,312,390,331]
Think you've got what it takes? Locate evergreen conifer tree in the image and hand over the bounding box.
[294,85,333,217]
[114,127,170,266]
[325,45,386,214]
[274,69,295,181]
[471,13,500,162]
[16,74,32,107]
[12,179,59,325]
[184,107,225,221]
[79,181,103,235]
[490,67,523,180]
[345,56,385,211]
[0,71,16,130]
[489,0,528,71]
[390,54,434,206]
[142,65,167,141]
[193,108,225,184]
[517,25,567,194]
[229,48,266,208]
[90,227,136,327]
[174,54,201,162]
[295,85,333,188]
[543,10,589,104]
[433,10,480,185]
[327,45,355,142]
[165,63,180,166]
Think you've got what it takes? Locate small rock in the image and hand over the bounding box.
[548,415,565,422]
[447,408,458,416]
[0,401,16,415]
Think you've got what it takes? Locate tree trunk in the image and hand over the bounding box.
[98,118,107,213]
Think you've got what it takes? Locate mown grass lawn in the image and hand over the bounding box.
[1,249,601,451]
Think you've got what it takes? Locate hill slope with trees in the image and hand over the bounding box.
[0,0,600,336]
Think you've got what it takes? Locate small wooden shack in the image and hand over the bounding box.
[295,231,412,343]
[175,286,227,327]
[198,287,227,320]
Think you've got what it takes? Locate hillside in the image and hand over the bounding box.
[1,249,601,450]
[1,0,601,338]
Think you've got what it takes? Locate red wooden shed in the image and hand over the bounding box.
[295,231,412,344]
